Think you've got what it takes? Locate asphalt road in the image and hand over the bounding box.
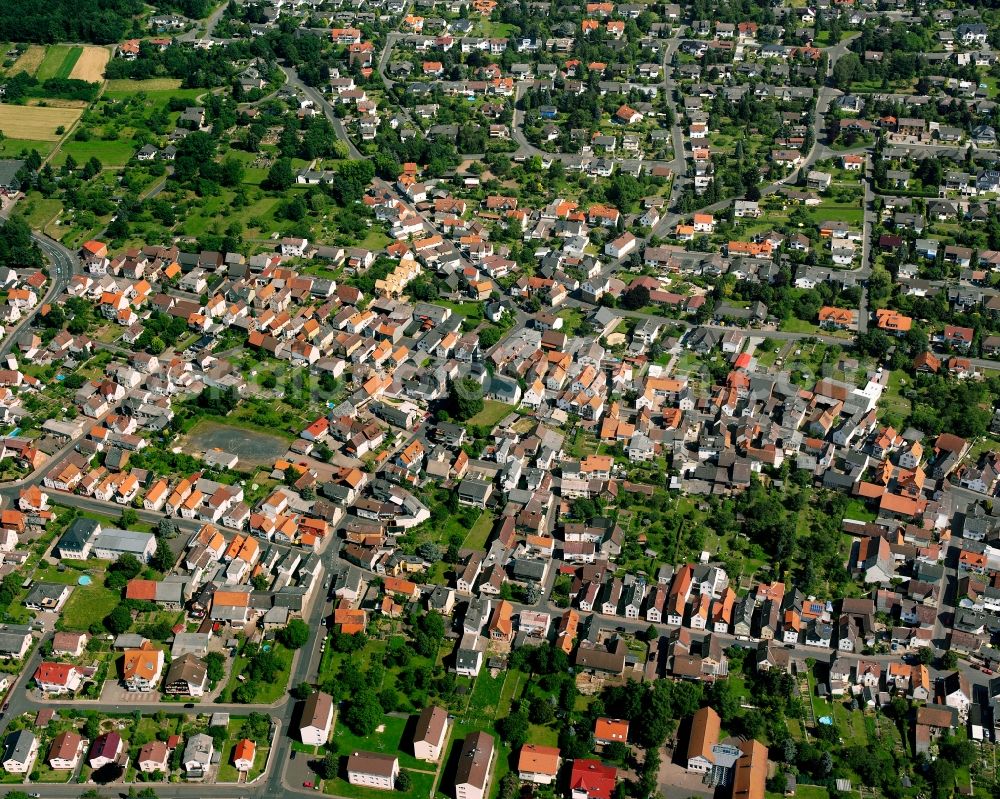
[281,66,363,159]
[0,230,78,359]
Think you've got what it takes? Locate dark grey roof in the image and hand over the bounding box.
[4,729,36,764]
[0,160,24,190]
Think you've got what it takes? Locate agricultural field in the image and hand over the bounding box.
[0,137,58,157]
[0,103,81,140]
[68,46,110,82]
[35,44,82,81]
[104,77,186,95]
[7,44,45,76]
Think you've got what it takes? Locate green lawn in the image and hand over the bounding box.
[968,437,1000,462]
[358,228,391,251]
[880,369,912,422]
[467,670,505,724]
[472,20,518,37]
[186,413,296,444]
[217,719,271,783]
[779,317,820,334]
[496,670,526,718]
[556,307,586,336]
[461,511,494,550]
[831,701,868,746]
[526,724,560,747]
[35,45,82,81]
[103,81,203,111]
[34,763,73,783]
[0,137,57,157]
[19,196,62,230]
[466,401,514,428]
[437,300,484,320]
[33,561,93,586]
[219,644,292,703]
[806,205,864,225]
[132,714,181,746]
[332,713,426,771]
[843,498,876,522]
[171,189,284,241]
[789,787,829,799]
[61,581,117,629]
[55,138,136,168]
[104,77,184,93]
[78,507,152,533]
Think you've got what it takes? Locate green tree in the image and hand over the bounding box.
[266,158,294,191]
[343,688,383,735]
[606,173,643,211]
[396,770,412,791]
[151,537,174,572]
[528,695,555,724]
[832,52,862,90]
[220,156,245,187]
[479,326,503,348]
[929,758,956,799]
[498,773,519,799]
[315,752,338,779]
[496,710,530,748]
[620,285,650,310]
[447,378,484,421]
[103,603,132,635]
[106,552,142,591]
[233,681,258,703]
[0,215,42,268]
[205,651,225,683]
[604,741,630,765]
[278,619,310,650]
[119,507,139,527]
[330,159,375,205]
[939,736,976,767]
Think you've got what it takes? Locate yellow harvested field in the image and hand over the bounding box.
[26,98,88,109]
[105,77,182,93]
[0,105,81,140]
[69,46,110,83]
[8,45,45,76]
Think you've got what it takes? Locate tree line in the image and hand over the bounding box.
[0,0,208,44]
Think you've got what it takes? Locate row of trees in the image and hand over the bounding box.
[2,72,100,103]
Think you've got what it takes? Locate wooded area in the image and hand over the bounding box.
[0,0,212,44]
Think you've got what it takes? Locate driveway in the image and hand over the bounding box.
[659,757,715,799]
[286,751,319,790]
